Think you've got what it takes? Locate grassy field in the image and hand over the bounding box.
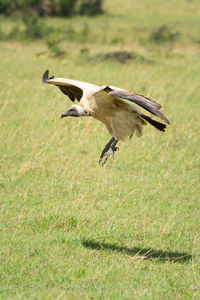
[1,0,200,299]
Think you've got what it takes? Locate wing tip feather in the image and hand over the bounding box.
[42,69,54,83]
[107,89,170,125]
[42,69,49,83]
[159,113,170,125]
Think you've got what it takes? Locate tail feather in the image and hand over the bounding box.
[141,114,166,132]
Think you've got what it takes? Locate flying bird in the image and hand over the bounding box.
[42,69,170,166]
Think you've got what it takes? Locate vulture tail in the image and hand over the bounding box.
[141,114,166,132]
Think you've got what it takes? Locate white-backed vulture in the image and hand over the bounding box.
[42,69,170,166]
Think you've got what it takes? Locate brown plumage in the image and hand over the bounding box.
[42,70,170,166]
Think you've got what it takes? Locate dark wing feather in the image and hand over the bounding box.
[43,69,83,102]
[106,89,170,124]
[57,85,83,102]
[140,114,166,131]
[58,86,75,102]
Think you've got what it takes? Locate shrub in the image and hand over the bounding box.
[45,37,65,57]
[0,0,104,16]
[150,25,180,43]
[22,13,45,39]
[7,13,49,40]
[53,0,76,16]
[78,0,104,16]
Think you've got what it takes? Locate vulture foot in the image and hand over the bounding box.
[99,137,119,166]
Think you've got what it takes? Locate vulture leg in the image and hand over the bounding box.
[99,137,119,166]
[99,137,115,161]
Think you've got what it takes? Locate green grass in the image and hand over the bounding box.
[0,0,200,298]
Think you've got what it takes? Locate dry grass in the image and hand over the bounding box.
[0,0,200,298]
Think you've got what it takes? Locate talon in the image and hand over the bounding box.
[98,137,119,166]
[99,147,119,166]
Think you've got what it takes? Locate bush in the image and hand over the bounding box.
[45,37,65,57]
[22,13,46,39]
[7,13,49,40]
[150,25,179,43]
[0,0,104,16]
[78,0,104,16]
[0,0,12,14]
[53,0,76,16]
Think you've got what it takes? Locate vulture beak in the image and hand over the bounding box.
[61,108,79,118]
[61,110,70,118]
[61,105,88,118]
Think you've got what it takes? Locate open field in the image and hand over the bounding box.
[0,0,200,298]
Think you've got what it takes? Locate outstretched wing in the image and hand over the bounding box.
[42,69,85,102]
[102,85,170,124]
[43,69,83,102]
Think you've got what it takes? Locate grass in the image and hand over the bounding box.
[0,0,200,298]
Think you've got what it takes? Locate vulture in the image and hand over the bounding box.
[42,69,170,166]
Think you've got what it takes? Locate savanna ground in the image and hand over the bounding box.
[0,0,200,298]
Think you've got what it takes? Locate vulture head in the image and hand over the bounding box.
[61,105,89,118]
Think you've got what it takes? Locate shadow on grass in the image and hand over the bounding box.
[82,239,192,263]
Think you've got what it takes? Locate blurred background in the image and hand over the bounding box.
[0,0,199,60]
[1,1,200,299]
